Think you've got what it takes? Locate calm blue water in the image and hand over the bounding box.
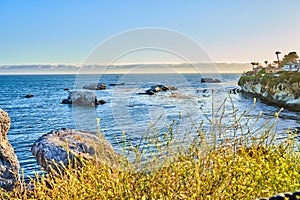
[0,74,299,177]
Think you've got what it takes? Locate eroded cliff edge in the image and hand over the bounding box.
[238,71,300,112]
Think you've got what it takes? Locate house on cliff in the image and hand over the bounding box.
[265,66,282,73]
[282,60,300,72]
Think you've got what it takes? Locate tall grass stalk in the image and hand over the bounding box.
[2,95,300,199]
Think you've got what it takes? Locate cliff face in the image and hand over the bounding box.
[0,108,20,191]
[238,71,300,111]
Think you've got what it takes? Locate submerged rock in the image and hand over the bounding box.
[31,128,127,172]
[109,83,125,86]
[62,90,106,106]
[0,109,20,191]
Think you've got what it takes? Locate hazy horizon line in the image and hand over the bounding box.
[0,61,252,66]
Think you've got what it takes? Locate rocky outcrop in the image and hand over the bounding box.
[24,94,34,98]
[201,78,221,83]
[238,72,300,111]
[62,90,106,106]
[83,83,106,90]
[140,85,177,95]
[0,109,20,191]
[109,83,125,86]
[31,128,127,172]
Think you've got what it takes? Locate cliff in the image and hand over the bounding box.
[238,71,300,111]
[0,108,20,191]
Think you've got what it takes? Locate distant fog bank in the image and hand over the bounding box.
[0,63,251,74]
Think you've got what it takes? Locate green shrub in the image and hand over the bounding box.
[238,76,251,86]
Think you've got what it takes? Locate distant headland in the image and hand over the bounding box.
[238,51,300,111]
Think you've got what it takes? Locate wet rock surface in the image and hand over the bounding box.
[0,108,20,191]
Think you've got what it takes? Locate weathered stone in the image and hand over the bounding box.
[0,108,20,191]
[238,74,300,112]
[31,128,127,172]
[62,90,104,106]
[83,83,106,90]
[201,78,221,83]
[142,85,177,95]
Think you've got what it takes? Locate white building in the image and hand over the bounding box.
[282,61,300,72]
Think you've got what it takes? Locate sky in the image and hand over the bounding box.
[1,0,300,65]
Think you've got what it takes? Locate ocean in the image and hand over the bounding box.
[0,73,299,177]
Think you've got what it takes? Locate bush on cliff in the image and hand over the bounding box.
[1,98,300,199]
[239,71,300,95]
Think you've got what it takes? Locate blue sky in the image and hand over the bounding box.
[1,0,300,65]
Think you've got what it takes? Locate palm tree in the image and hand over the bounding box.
[275,51,281,68]
[251,62,256,70]
[264,61,268,67]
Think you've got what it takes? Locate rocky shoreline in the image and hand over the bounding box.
[0,108,126,191]
[238,71,300,112]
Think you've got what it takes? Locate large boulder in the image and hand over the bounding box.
[31,128,127,172]
[0,109,20,191]
[62,90,106,106]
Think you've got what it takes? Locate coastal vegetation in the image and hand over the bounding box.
[1,99,300,199]
[239,70,300,93]
[238,51,300,111]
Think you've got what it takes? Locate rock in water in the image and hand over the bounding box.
[24,94,34,98]
[0,109,20,191]
[201,78,221,83]
[62,90,104,106]
[142,84,177,95]
[83,83,106,90]
[31,128,127,172]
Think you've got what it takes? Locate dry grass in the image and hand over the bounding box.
[1,97,300,199]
